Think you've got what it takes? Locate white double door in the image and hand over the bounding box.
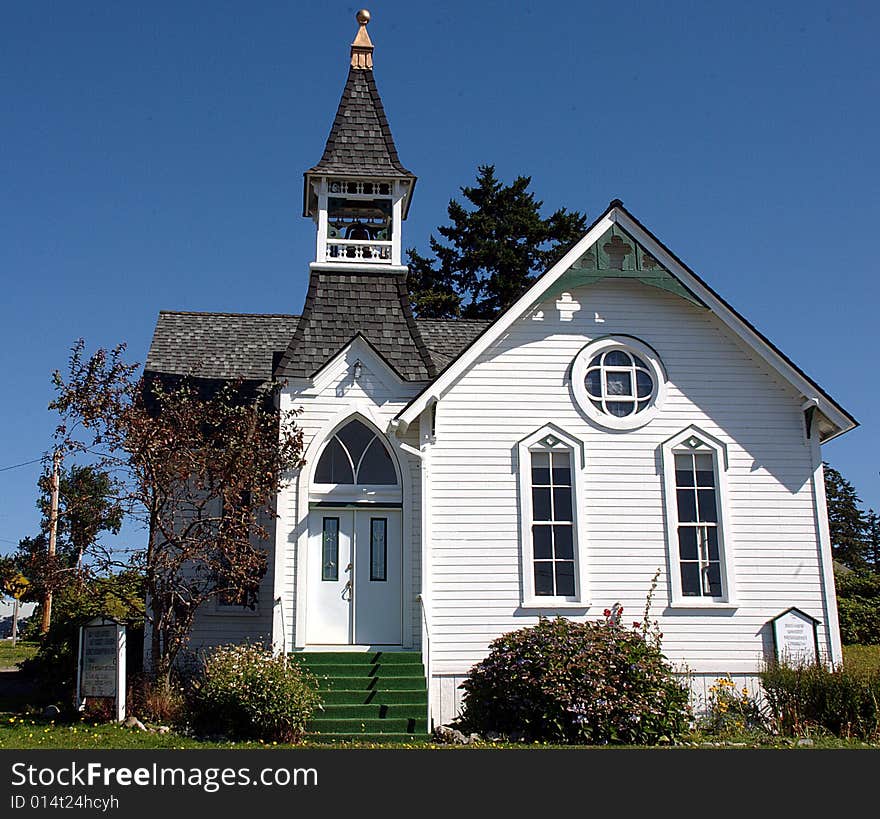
[305,508,402,645]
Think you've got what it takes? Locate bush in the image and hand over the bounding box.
[456,613,691,744]
[836,570,880,645]
[191,643,321,742]
[697,676,767,736]
[760,661,880,740]
[127,673,188,725]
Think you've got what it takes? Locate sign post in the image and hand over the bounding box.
[770,607,820,666]
[76,616,126,722]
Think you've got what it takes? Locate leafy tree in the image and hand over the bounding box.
[48,340,305,688]
[824,463,868,568]
[407,164,588,319]
[866,510,880,571]
[38,465,124,580]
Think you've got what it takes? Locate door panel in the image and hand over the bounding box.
[305,508,402,645]
[305,510,353,644]
[353,510,402,645]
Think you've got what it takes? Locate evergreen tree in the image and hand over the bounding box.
[865,509,880,570]
[407,165,587,319]
[824,463,867,568]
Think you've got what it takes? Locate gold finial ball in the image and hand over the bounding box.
[356,9,370,25]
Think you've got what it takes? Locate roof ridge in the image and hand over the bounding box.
[158,310,300,318]
[415,317,493,324]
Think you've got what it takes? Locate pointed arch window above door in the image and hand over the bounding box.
[314,419,398,485]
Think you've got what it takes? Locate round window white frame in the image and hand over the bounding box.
[572,336,667,430]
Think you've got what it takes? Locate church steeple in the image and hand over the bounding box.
[303,10,416,269]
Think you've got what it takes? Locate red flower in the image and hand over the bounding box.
[603,609,611,617]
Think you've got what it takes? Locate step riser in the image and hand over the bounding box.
[320,690,427,705]
[317,677,426,691]
[292,652,423,666]
[316,705,425,720]
[301,664,425,678]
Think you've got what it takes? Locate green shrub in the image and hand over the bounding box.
[456,613,692,745]
[836,570,880,645]
[191,643,321,742]
[760,661,880,740]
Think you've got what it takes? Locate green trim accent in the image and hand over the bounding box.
[541,224,705,307]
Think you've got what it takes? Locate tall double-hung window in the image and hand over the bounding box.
[661,427,736,606]
[518,425,588,607]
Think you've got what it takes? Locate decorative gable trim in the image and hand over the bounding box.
[396,202,857,442]
[306,332,414,394]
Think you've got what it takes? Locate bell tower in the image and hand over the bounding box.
[303,10,416,270]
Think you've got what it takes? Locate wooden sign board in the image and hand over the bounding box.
[76,617,126,722]
[770,607,820,666]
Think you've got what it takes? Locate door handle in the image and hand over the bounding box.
[342,579,352,601]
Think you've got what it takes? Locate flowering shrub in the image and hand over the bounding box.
[191,643,321,742]
[456,610,691,744]
[698,676,767,736]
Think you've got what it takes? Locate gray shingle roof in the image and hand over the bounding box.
[145,308,489,384]
[307,68,414,179]
[416,318,491,369]
[145,312,299,381]
[275,270,435,381]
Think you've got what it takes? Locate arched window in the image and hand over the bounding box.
[314,419,397,485]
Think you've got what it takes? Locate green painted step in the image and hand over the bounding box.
[320,689,427,706]
[307,717,427,734]
[314,676,426,691]
[315,704,424,720]
[295,651,428,737]
[293,651,423,665]
[300,664,423,678]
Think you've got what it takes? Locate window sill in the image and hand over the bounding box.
[520,599,591,610]
[667,599,738,611]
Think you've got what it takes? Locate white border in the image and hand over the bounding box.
[571,335,667,431]
[660,425,737,609]
[517,423,590,609]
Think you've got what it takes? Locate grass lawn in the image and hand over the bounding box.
[0,714,878,750]
[0,640,38,668]
[842,644,880,675]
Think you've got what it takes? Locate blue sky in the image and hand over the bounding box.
[1,1,878,554]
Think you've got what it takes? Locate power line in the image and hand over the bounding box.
[0,457,43,473]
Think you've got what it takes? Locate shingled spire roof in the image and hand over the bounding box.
[274,269,436,382]
[305,11,415,183]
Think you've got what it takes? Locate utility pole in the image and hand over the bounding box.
[40,448,61,635]
[11,597,19,646]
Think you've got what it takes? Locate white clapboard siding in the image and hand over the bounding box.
[183,513,277,658]
[424,277,834,687]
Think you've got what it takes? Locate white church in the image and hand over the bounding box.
[145,12,856,738]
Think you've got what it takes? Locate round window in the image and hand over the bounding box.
[572,337,666,429]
